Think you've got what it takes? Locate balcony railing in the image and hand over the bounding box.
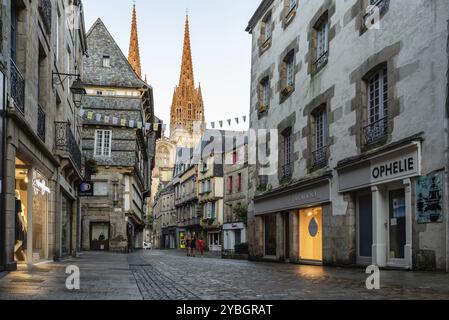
[38,0,52,32]
[281,162,293,181]
[363,116,388,145]
[10,59,25,114]
[314,51,329,71]
[37,105,46,142]
[55,122,82,172]
[312,146,329,167]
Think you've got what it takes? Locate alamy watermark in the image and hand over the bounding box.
[65,265,80,290]
[365,265,381,290]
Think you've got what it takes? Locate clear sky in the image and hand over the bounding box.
[82,0,260,132]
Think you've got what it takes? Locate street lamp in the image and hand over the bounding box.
[52,72,87,107]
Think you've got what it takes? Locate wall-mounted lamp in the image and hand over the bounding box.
[52,72,87,108]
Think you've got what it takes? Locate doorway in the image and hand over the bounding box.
[299,207,323,262]
[283,213,290,260]
[90,222,110,251]
[357,193,373,265]
[264,215,277,257]
[388,189,406,264]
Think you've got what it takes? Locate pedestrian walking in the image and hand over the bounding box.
[198,236,204,256]
[186,235,191,257]
[191,233,197,257]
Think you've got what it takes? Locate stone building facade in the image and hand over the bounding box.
[1,0,87,271]
[247,0,449,271]
[154,182,176,249]
[80,17,155,253]
[175,161,200,248]
[223,135,248,253]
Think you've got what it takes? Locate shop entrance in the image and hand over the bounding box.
[15,159,50,264]
[264,215,277,257]
[388,189,406,263]
[357,193,373,265]
[61,195,73,257]
[299,207,323,262]
[90,222,110,251]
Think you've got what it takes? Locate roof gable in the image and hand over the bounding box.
[84,19,146,88]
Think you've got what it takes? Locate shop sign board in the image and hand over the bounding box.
[338,144,420,192]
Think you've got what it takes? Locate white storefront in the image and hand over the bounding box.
[338,141,421,269]
[223,222,246,252]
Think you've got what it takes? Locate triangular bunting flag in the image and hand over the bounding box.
[145,123,151,131]
[112,117,118,125]
[211,122,215,129]
[227,119,231,126]
[235,118,239,124]
[129,120,135,128]
[243,116,247,123]
[137,122,142,129]
[104,116,110,124]
[153,123,159,131]
[95,114,102,122]
[120,119,126,127]
[78,109,85,117]
[219,121,223,128]
[87,112,93,120]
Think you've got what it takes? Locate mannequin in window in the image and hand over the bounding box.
[14,190,28,261]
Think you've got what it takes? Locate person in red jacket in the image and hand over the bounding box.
[197,236,204,256]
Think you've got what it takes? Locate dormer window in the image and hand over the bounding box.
[102,55,110,68]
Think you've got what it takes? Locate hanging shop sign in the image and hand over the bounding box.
[416,171,444,224]
[79,181,94,197]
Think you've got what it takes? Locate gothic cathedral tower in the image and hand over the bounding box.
[170,14,205,147]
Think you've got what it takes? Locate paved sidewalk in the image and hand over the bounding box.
[0,250,448,300]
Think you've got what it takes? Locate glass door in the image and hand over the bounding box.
[357,193,373,265]
[299,207,323,262]
[61,196,73,257]
[32,171,49,263]
[264,215,277,256]
[388,189,406,262]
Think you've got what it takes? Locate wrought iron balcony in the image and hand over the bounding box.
[314,51,329,71]
[363,116,389,145]
[312,146,329,167]
[37,105,46,142]
[38,0,52,32]
[55,122,82,172]
[10,59,25,114]
[281,162,293,181]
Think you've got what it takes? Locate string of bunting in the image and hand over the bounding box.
[78,108,166,132]
[208,115,248,129]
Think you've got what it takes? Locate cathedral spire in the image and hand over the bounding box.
[179,13,194,86]
[170,13,205,140]
[128,3,142,78]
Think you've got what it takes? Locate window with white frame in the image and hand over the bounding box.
[315,108,327,151]
[94,130,112,157]
[262,13,272,44]
[204,202,216,219]
[261,77,270,107]
[102,55,111,68]
[286,53,295,87]
[368,67,388,125]
[315,16,329,68]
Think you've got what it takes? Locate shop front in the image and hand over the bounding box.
[254,175,331,263]
[338,141,421,269]
[14,157,51,264]
[0,70,5,270]
[223,222,246,252]
[207,231,222,252]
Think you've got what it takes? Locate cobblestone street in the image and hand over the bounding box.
[0,250,448,300]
